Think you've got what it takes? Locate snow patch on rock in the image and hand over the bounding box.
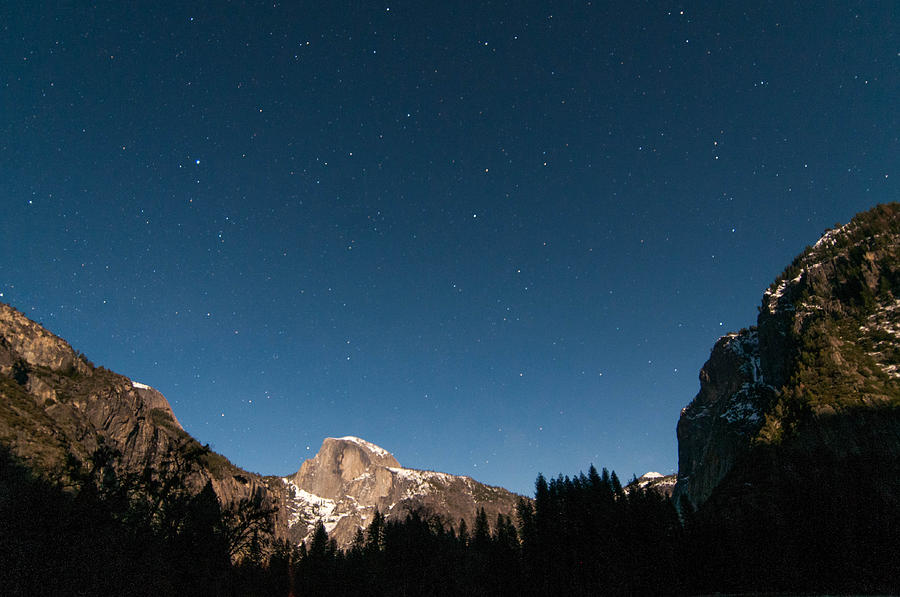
[764,272,803,313]
[813,226,845,250]
[859,298,900,379]
[282,479,342,534]
[628,472,677,495]
[721,385,763,424]
[334,436,393,459]
[388,467,455,498]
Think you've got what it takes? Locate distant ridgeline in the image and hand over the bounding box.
[2,203,900,595]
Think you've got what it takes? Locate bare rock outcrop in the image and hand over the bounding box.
[0,302,281,546]
[672,330,775,508]
[0,305,90,376]
[674,203,900,510]
[280,436,522,548]
[291,436,401,500]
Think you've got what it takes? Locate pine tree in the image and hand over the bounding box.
[308,521,331,561]
[457,517,469,547]
[473,507,490,549]
[350,527,366,556]
[366,510,385,554]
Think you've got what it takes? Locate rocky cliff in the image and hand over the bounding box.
[674,330,776,507]
[1,303,178,472]
[674,203,900,509]
[0,302,521,551]
[278,436,522,547]
[0,303,276,536]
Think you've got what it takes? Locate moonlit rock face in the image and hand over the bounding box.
[281,436,521,549]
[677,206,900,510]
[333,436,395,460]
[0,303,91,375]
[0,302,519,553]
[292,437,401,501]
[674,328,773,508]
[130,380,184,431]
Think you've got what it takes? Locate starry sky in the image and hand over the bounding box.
[2,2,897,494]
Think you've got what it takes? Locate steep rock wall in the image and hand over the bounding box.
[673,330,774,508]
[282,436,522,548]
[675,204,900,509]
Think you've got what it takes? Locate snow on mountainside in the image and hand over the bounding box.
[626,472,677,497]
[279,436,522,548]
[281,478,343,535]
[336,435,393,458]
[859,298,900,379]
[675,203,900,510]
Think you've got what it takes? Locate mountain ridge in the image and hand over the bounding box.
[0,302,521,551]
[277,435,521,547]
[7,202,900,560]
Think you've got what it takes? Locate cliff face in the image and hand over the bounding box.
[674,330,775,507]
[0,303,277,533]
[1,303,174,472]
[0,306,92,377]
[0,303,521,551]
[674,203,900,509]
[280,436,522,548]
[292,436,401,502]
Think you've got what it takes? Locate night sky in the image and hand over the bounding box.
[2,2,897,494]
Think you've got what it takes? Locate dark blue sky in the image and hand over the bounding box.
[2,1,897,493]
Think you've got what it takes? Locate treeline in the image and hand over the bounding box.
[232,466,682,597]
[2,443,897,595]
[0,442,271,596]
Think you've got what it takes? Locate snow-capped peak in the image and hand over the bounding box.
[332,436,392,458]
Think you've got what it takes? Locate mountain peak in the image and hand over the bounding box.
[281,436,521,547]
[130,380,184,431]
[288,437,400,503]
[625,471,677,497]
[327,436,396,462]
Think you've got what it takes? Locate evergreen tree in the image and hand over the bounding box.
[457,517,469,547]
[350,527,366,556]
[366,510,386,554]
[308,521,332,560]
[473,507,490,549]
[298,521,335,596]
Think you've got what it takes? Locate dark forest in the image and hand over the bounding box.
[2,440,896,596]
